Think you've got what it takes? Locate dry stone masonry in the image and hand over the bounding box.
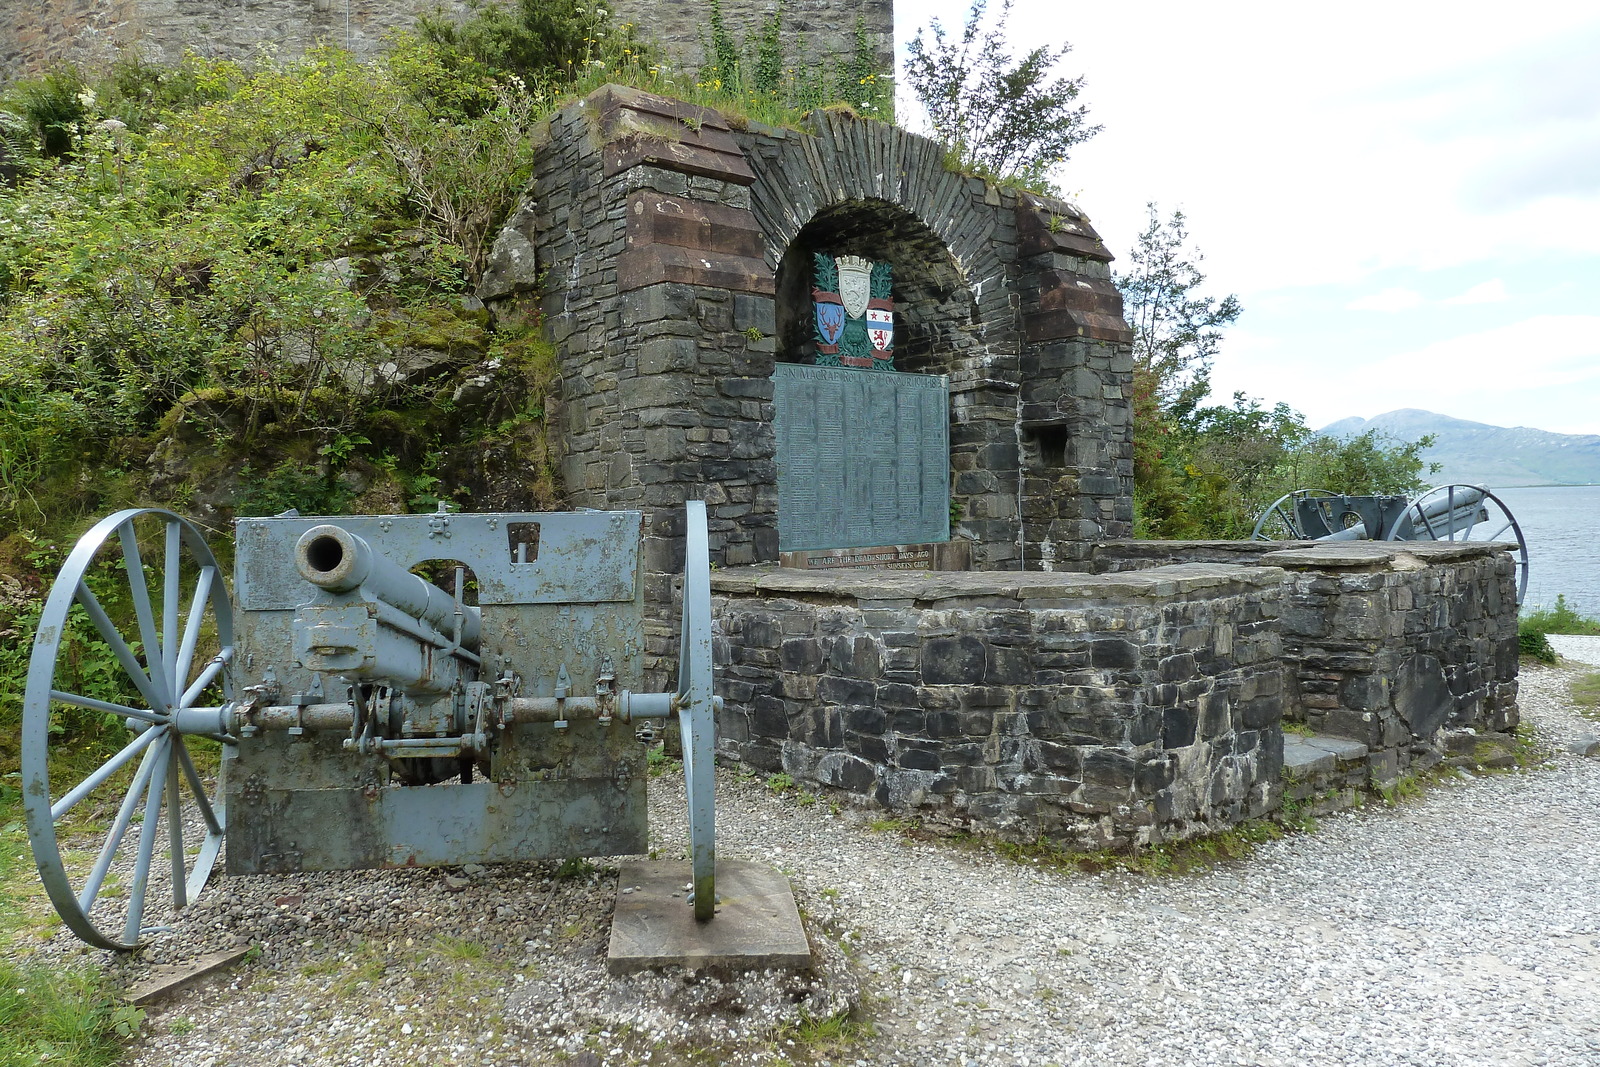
[710,566,1286,849]
[480,85,1135,689]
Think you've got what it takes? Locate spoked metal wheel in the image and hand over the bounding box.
[1251,489,1338,541]
[677,500,717,921]
[1384,484,1530,605]
[21,509,234,950]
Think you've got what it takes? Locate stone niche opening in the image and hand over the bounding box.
[773,198,974,373]
[769,199,973,564]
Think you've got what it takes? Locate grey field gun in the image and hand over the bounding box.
[20,503,718,950]
[1251,482,1529,603]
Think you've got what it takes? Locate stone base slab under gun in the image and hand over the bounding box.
[18,501,805,971]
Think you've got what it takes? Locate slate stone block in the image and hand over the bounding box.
[831,756,878,793]
[1158,653,1196,682]
[780,638,822,673]
[802,707,842,748]
[898,745,942,771]
[1136,755,1177,792]
[847,731,890,763]
[987,645,1033,685]
[1091,639,1138,669]
[1083,749,1136,790]
[890,707,926,733]
[817,675,875,706]
[1239,696,1280,731]
[751,695,787,738]
[843,705,886,735]
[1163,705,1197,748]
[923,635,989,685]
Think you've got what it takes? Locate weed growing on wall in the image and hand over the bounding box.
[696,1,892,120]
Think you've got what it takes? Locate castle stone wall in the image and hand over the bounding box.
[0,0,891,81]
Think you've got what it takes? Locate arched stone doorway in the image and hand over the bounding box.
[502,84,1133,600]
[769,200,974,557]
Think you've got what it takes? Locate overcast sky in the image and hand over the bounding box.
[894,1,1600,435]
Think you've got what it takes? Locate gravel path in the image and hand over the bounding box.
[33,660,1600,1067]
[1547,633,1600,666]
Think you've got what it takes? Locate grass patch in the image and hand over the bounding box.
[645,743,681,777]
[0,956,133,1067]
[431,936,487,961]
[1571,673,1600,719]
[1377,773,1426,807]
[777,1008,873,1059]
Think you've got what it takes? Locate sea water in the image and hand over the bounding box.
[1495,485,1600,617]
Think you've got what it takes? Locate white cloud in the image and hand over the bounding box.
[1442,279,1508,305]
[1347,288,1425,312]
[1367,315,1600,395]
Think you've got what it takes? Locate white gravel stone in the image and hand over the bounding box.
[21,662,1600,1066]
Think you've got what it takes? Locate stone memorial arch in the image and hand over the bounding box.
[475,87,1521,847]
[478,84,1135,674]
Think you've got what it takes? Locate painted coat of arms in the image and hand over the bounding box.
[813,253,894,370]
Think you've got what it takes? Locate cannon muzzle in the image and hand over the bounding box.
[295,524,481,649]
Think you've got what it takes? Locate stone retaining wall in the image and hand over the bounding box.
[1264,542,1520,784]
[711,565,1287,849]
[708,542,1521,846]
[1093,540,1521,785]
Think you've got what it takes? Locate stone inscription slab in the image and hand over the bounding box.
[779,540,971,571]
[773,363,949,552]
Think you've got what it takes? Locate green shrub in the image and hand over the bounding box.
[1520,595,1600,638]
[1518,626,1556,663]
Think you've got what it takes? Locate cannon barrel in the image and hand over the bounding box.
[295,524,481,649]
[1413,484,1485,520]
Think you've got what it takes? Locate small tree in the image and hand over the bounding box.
[903,0,1099,187]
[1116,202,1242,422]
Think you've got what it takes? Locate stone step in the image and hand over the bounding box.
[1283,733,1369,777]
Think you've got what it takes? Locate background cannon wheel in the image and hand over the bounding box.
[677,500,717,921]
[1251,489,1339,541]
[21,509,234,950]
[1384,484,1530,605]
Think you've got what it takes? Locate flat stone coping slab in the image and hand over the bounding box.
[124,945,253,1005]
[710,562,1282,604]
[1284,734,1370,777]
[608,859,811,975]
[1262,541,1507,570]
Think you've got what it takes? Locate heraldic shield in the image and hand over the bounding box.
[866,305,893,352]
[814,295,846,350]
[812,252,894,369]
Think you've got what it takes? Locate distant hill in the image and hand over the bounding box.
[1317,409,1600,488]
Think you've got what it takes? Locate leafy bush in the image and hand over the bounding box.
[1517,595,1600,663]
[1519,626,1556,663]
[0,42,547,532]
